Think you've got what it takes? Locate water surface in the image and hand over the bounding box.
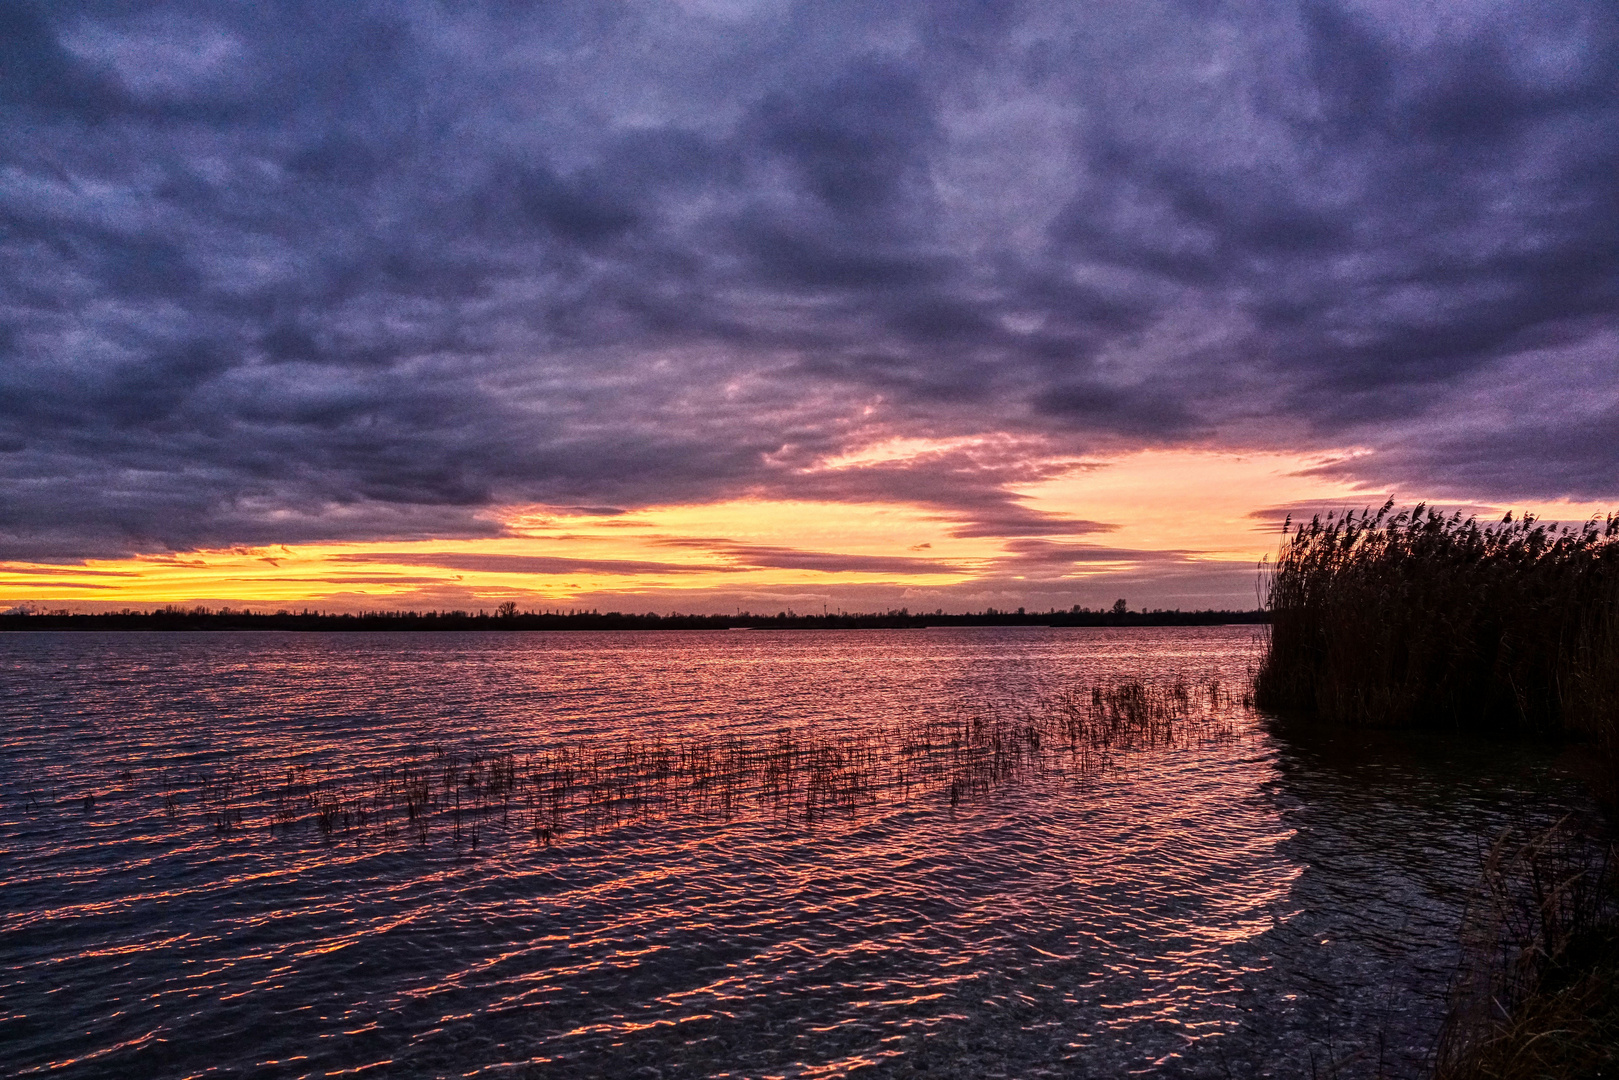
[0,627,1583,1077]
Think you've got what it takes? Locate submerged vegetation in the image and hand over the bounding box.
[1255,502,1619,1078]
[16,679,1242,852]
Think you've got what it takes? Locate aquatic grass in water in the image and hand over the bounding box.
[6,627,1580,1079]
[1437,816,1619,1079]
[1254,503,1619,1077]
[25,677,1241,853]
[1256,501,1619,744]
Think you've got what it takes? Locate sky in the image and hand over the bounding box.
[2,0,1616,614]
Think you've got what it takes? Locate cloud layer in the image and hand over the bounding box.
[3,0,1617,563]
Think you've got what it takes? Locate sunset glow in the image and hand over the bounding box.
[9,446,1611,613]
[3,1,1615,613]
[5,3,1617,1076]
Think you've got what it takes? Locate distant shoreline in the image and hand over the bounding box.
[0,609,1268,633]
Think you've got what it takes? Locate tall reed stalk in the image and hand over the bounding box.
[1436,817,1619,1079]
[1254,503,1619,1077]
[1256,501,1619,742]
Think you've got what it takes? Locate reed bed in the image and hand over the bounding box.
[1256,501,1619,740]
[31,677,1242,852]
[1436,816,1619,1079]
[1255,502,1619,1077]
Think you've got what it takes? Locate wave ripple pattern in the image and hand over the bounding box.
[0,627,1579,1077]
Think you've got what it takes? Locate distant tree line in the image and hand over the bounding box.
[0,603,1267,632]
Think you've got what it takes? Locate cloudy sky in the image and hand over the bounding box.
[2,0,1616,613]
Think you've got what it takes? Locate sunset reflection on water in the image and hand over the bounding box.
[0,627,1583,1078]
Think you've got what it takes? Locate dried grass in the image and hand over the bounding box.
[1257,501,1619,742]
[1437,817,1619,1080]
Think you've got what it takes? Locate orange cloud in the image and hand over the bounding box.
[7,445,1603,613]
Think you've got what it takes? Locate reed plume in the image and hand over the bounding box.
[1256,501,1619,739]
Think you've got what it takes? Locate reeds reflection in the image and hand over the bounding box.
[43,678,1243,853]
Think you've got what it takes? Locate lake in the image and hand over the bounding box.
[0,627,1585,1077]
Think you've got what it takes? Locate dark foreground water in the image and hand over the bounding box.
[0,627,1586,1078]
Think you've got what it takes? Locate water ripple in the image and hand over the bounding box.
[0,627,1587,1077]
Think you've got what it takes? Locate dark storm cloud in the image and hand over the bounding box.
[773,443,1119,539]
[4,0,1619,561]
